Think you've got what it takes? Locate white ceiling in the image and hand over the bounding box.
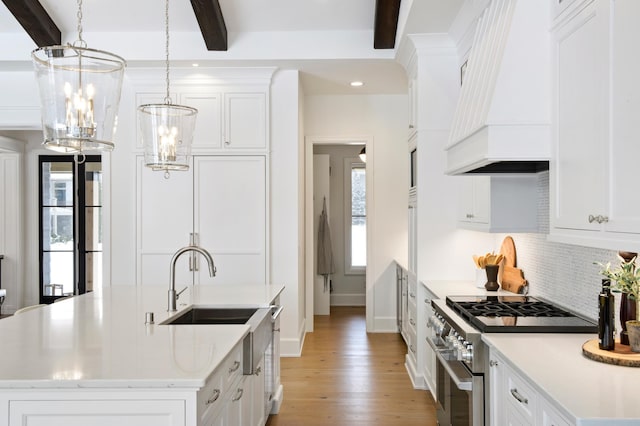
[0,0,464,95]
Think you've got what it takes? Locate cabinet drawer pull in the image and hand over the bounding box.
[409,292,415,299]
[409,344,416,354]
[489,360,499,367]
[588,214,596,223]
[409,318,416,326]
[510,388,528,405]
[206,389,221,405]
[229,360,240,374]
[232,388,244,402]
[466,213,474,219]
[255,366,262,376]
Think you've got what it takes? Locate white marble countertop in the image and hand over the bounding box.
[0,284,284,389]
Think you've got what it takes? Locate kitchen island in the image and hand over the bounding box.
[0,284,284,426]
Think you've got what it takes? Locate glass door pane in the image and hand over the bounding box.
[41,160,75,298]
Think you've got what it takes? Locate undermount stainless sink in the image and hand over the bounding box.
[161,305,277,375]
[164,307,260,325]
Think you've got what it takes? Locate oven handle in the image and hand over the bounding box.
[427,337,473,392]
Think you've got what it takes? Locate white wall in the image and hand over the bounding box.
[313,144,366,306]
[305,94,408,332]
[270,69,305,356]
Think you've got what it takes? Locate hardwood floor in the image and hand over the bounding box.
[266,306,437,426]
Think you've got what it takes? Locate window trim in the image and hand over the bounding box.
[344,157,366,275]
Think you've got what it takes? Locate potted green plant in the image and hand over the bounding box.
[598,254,640,351]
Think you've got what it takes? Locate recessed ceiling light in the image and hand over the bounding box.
[350,81,364,87]
[192,63,199,67]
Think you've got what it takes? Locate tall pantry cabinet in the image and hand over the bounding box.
[134,69,272,288]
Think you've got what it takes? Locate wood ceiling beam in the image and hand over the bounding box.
[374,0,401,49]
[190,0,228,51]
[1,0,61,47]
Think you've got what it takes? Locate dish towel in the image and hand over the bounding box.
[317,197,335,292]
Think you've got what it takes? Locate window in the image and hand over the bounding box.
[39,155,102,303]
[345,158,366,273]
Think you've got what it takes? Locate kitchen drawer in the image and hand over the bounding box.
[198,367,225,423]
[198,341,243,424]
[539,398,572,426]
[224,343,243,389]
[503,363,537,423]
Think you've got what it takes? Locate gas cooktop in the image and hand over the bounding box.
[446,295,598,333]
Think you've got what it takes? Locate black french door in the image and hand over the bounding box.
[39,155,102,303]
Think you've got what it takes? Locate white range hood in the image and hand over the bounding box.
[446,0,551,175]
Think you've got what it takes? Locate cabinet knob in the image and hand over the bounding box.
[224,140,231,146]
[489,359,499,367]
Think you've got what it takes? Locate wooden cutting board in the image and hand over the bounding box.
[499,236,527,293]
[582,339,640,367]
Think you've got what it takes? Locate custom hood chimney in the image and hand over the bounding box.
[446,0,551,175]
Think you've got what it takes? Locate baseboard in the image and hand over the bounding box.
[330,293,365,306]
[372,316,399,333]
[405,354,427,390]
[280,320,306,357]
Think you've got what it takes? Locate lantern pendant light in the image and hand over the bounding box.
[138,0,198,178]
[31,0,126,153]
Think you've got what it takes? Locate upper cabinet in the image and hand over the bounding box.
[550,0,640,251]
[407,73,418,139]
[137,88,268,153]
[457,175,538,233]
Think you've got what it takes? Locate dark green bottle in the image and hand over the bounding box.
[598,279,615,350]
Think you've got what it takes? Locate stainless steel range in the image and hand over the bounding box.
[427,295,597,426]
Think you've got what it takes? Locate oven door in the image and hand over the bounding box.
[428,339,484,426]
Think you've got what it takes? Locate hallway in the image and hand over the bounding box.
[266,307,437,426]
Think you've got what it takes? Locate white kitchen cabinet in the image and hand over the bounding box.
[405,271,419,381]
[407,74,418,139]
[250,357,266,426]
[136,155,267,287]
[8,399,186,426]
[421,287,437,399]
[136,87,268,153]
[457,175,538,233]
[489,348,574,426]
[224,92,267,150]
[551,0,640,251]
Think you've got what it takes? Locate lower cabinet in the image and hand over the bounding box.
[422,287,437,398]
[489,348,573,426]
[1,339,273,426]
[8,399,186,426]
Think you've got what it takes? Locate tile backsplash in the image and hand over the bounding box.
[504,172,619,322]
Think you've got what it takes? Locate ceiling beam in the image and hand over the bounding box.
[190,0,228,51]
[1,0,61,47]
[374,0,401,49]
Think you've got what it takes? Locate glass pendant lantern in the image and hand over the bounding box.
[138,0,198,177]
[31,0,126,153]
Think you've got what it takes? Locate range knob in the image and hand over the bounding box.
[461,343,474,362]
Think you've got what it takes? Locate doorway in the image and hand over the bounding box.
[304,137,373,332]
[39,155,102,303]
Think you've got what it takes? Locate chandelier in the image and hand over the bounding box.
[138,0,198,177]
[31,0,126,153]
